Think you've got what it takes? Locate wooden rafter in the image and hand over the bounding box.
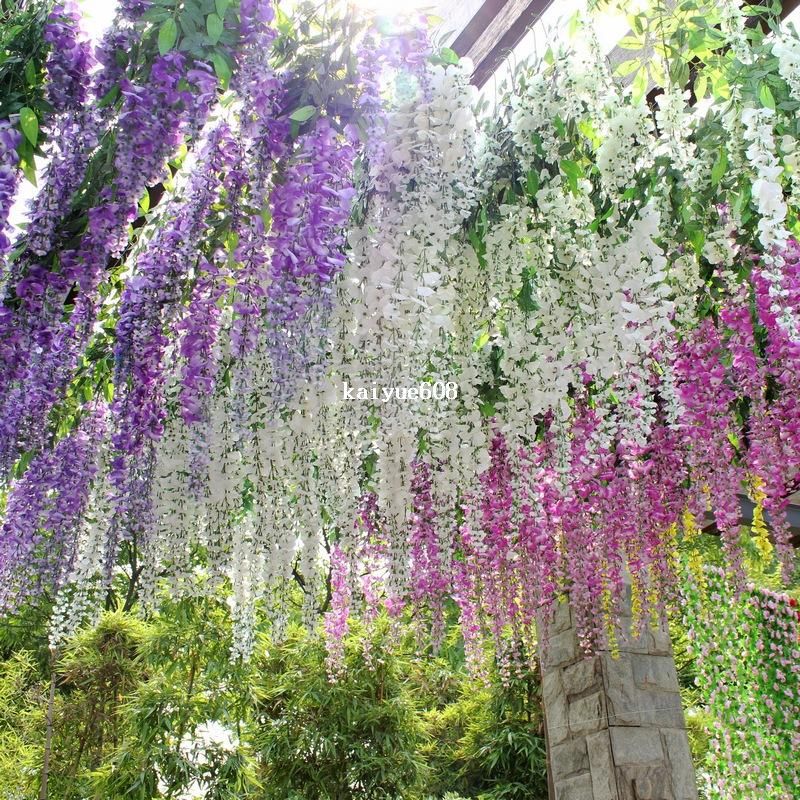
[451,0,555,87]
[452,0,800,90]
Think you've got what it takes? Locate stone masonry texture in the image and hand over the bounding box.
[540,586,698,800]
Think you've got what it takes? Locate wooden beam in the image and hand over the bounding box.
[701,495,800,548]
[782,0,800,19]
[452,0,554,88]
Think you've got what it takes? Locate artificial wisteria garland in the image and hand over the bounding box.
[0,0,799,679]
[682,565,800,798]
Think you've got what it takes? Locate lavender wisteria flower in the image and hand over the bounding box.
[0,122,22,271]
[110,123,236,560]
[266,117,356,400]
[225,0,287,423]
[43,2,95,115]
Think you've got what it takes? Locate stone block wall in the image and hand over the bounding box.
[541,589,698,800]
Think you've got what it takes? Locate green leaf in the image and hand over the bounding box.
[759,82,775,110]
[614,59,639,78]
[210,53,231,90]
[525,169,539,198]
[24,59,36,85]
[142,7,170,23]
[206,12,223,44]
[631,68,648,102]
[688,227,705,255]
[158,18,178,54]
[618,34,643,50]
[20,155,37,186]
[439,47,459,65]
[590,205,614,232]
[13,451,33,479]
[711,147,728,187]
[18,107,37,147]
[473,330,490,351]
[97,85,120,108]
[215,0,231,16]
[559,158,582,192]
[694,73,708,101]
[289,105,316,123]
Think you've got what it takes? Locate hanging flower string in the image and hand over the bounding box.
[682,566,800,798]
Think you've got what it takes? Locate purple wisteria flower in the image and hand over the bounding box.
[0,122,22,268]
[109,123,235,555]
[226,0,287,419]
[44,2,95,114]
[0,28,219,476]
[0,404,105,612]
[266,117,356,400]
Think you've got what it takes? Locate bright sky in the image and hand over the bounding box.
[77,0,117,41]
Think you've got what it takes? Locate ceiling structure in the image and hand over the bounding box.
[445,0,800,88]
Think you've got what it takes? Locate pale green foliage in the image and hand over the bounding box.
[252,622,426,800]
[0,650,42,797]
[90,596,258,799]
[421,667,547,800]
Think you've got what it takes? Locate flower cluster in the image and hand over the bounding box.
[683,567,800,798]
[110,123,235,560]
[2,2,800,689]
[265,117,356,401]
[773,32,800,101]
[0,404,105,613]
[741,107,789,257]
[0,12,219,474]
[0,122,21,269]
[43,2,95,115]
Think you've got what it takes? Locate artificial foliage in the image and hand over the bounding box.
[682,564,800,798]
[0,0,799,725]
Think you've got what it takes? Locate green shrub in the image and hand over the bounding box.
[252,622,426,800]
[0,650,42,797]
[421,665,547,800]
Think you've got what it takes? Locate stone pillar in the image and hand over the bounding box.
[540,586,698,800]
